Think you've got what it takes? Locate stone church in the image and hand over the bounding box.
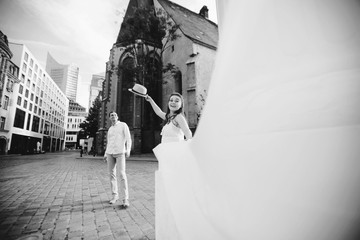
[97,0,218,154]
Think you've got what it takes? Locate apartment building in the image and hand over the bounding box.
[8,43,69,154]
[0,31,20,154]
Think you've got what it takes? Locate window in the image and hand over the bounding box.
[24,52,29,62]
[27,69,32,78]
[22,63,27,72]
[186,62,196,88]
[35,96,38,104]
[30,93,34,101]
[0,117,5,130]
[13,108,26,129]
[26,113,31,130]
[25,89,29,98]
[30,59,34,68]
[34,64,38,72]
[26,79,30,87]
[19,85,24,94]
[23,100,27,109]
[29,103,32,111]
[21,74,25,83]
[32,83,35,91]
[17,96,22,106]
[2,96,9,110]
[31,116,40,132]
[34,106,37,114]
[187,89,197,127]
[44,122,49,135]
[39,119,43,133]
[174,71,182,94]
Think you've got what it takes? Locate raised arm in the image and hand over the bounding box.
[145,95,166,120]
[174,114,193,140]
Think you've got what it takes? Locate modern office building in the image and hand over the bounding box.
[45,52,87,149]
[89,73,104,109]
[0,31,20,154]
[46,52,79,101]
[7,43,69,154]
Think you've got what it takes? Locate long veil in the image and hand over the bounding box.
[154,1,360,239]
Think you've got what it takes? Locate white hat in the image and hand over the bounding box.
[128,83,147,97]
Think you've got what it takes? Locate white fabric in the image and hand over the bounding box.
[160,121,185,143]
[154,0,360,239]
[156,123,185,239]
[105,121,131,154]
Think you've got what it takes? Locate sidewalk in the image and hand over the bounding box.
[77,153,157,162]
[0,152,157,240]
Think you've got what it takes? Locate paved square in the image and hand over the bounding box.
[0,152,157,240]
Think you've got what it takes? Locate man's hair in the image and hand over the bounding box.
[109,111,117,117]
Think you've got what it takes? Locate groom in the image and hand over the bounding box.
[103,111,132,208]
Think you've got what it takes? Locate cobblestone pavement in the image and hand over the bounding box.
[0,152,158,240]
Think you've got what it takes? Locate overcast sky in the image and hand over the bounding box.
[0,0,218,110]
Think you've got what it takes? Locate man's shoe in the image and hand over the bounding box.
[109,197,119,204]
[122,199,130,208]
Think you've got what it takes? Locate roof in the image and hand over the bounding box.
[116,0,162,46]
[69,99,86,112]
[0,30,13,58]
[157,0,218,50]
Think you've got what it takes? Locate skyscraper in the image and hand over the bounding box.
[46,52,79,101]
[88,73,104,109]
[45,52,86,150]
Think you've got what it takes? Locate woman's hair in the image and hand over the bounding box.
[163,92,185,125]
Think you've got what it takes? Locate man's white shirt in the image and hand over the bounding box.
[105,121,131,154]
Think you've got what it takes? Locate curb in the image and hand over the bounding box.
[75,155,158,162]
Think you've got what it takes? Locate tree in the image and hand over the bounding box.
[80,95,101,138]
[119,7,181,84]
[196,89,207,123]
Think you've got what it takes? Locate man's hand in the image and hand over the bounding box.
[125,151,130,158]
[103,155,107,163]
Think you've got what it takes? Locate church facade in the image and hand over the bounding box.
[97,0,218,154]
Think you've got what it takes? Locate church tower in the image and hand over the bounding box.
[99,0,163,154]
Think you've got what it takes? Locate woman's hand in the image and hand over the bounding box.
[145,95,166,120]
[145,95,152,102]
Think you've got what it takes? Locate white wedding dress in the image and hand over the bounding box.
[154,1,360,239]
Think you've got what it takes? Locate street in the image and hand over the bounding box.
[0,151,157,240]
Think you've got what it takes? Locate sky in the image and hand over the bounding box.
[0,0,218,110]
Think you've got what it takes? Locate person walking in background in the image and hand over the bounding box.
[37,141,41,153]
[103,111,132,208]
[145,92,192,143]
[91,146,96,157]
